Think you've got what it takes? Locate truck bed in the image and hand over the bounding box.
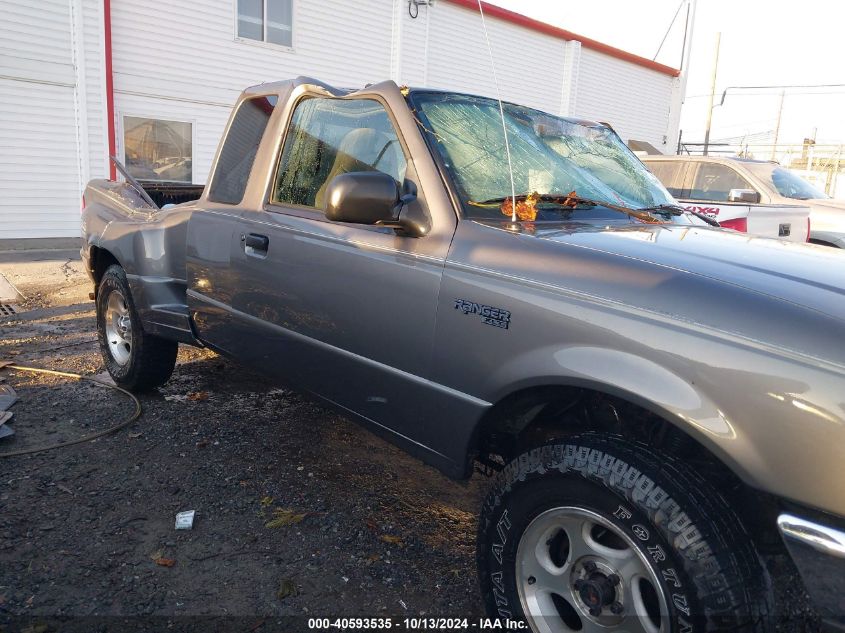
[138,181,205,207]
[681,200,810,242]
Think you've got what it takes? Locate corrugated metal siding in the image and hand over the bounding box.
[0,79,81,238]
[409,1,567,115]
[575,48,675,150]
[81,0,109,181]
[0,0,75,74]
[0,0,83,239]
[110,0,395,184]
[1,0,680,238]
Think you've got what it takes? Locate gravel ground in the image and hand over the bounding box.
[0,254,823,632]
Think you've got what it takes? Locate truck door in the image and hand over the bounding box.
[223,95,458,448]
[186,93,280,354]
[682,161,756,226]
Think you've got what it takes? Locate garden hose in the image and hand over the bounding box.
[0,364,141,458]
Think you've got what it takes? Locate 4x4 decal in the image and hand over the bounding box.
[454,299,511,330]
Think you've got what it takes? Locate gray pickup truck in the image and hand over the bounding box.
[81,77,845,632]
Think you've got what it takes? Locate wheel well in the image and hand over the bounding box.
[473,385,783,551]
[89,246,120,287]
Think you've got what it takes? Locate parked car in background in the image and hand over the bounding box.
[738,160,845,248]
[643,156,811,243]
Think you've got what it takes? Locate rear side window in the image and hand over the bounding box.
[207,94,278,204]
[272,97,407,212]
[645,160,687,198]
[689,163,753,202]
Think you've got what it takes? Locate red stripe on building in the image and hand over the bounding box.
[104,0,116,179]
[443,0,681,78]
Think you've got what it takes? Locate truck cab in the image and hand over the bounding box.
[643,155,811,242]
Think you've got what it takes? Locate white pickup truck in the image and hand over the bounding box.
[643,155,811,242]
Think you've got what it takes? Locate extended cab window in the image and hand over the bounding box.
[273,98,407,212]
[208,94,278,204]
[689,163,753,202]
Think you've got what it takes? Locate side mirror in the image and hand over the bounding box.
[323,172,428,237]
[728,188,761,204]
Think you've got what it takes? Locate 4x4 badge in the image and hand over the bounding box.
[454,299,511,330]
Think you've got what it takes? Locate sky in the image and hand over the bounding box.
[488,0,845,148]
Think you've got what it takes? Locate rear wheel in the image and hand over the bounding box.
[96,264,177,391]
[477,434,772,632]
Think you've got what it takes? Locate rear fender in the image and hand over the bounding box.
[82,180,197,343]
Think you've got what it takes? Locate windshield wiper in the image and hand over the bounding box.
[636,203,720,227]
[469,192,664,224]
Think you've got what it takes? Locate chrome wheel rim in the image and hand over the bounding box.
[515,506,669,633]
[105,290,132,366]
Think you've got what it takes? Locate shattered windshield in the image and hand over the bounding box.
[410,91,676,220]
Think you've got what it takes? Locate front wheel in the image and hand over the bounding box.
[477,434,772,633]
[96,264,178,391]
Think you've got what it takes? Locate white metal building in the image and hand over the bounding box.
[0,0,681,240]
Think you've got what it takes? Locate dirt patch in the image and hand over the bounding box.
[0,260,485,626]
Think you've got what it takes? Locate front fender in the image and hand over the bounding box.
[485,344,753,474]
[474,335,845,517]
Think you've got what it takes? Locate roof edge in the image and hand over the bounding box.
[442,0,681,78]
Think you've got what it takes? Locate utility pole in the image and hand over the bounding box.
[770,90,786,161]
[678,0,697,99]
[674,0,697,154]
[703,32,721,156]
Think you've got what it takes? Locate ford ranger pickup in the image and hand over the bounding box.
[81,77,845,633]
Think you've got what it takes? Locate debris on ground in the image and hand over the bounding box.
[276,579,297,600]
[0,414,14,440]
[150,551,176,567]
[0,384,17,409]
[264,508,308,528]
[175,510,196,530]
[379,534,404,546]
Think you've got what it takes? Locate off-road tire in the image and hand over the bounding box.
[477,433,773,632]
[96,264,177,391]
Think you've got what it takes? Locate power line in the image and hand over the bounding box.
[686,89,845,99]
[653,0,685,61]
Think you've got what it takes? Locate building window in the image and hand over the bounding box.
[237,0,292,47]
[123,116,192,183]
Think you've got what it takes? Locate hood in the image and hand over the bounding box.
[527,222,845,320]
[463,219,845,365]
